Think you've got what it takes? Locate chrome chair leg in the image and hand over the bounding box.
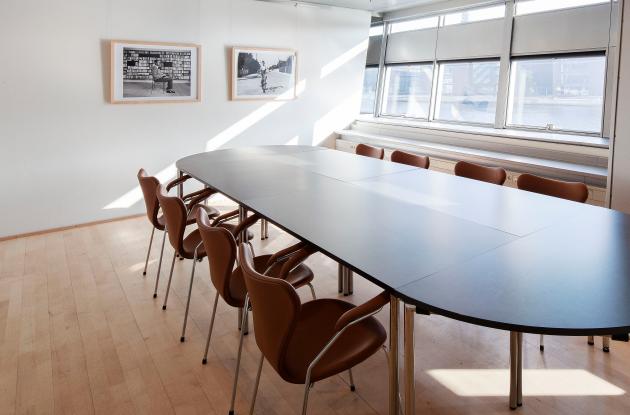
[162,252,177,310]
[153,229,167,298]
[338,263,343,293]
[180,246,201,342]
[238,307,249,335]
[301,382,313,415]
[539,334,544,352]
[348,368,356,391]
[202,292,220,364]
[143,227,155,276]
[307,283,317,300]
[229,296,250,415]
[249,354,265,415]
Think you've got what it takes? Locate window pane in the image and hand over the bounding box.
[435,61,500,124]
[369,25,384,37]
[516,0,609,16]
[361,67,379,114]
[382,64,434,118]
[507,55,606,133]
[390,16,439,34]
[443,5,505,26]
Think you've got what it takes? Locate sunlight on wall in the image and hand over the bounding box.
[428,369,625,397]
[286,135,300,145]
[103,81,307,210]
[312,91,361,145]
[104,163,176,209]
[205,80,307,151]
[320,39,369,79]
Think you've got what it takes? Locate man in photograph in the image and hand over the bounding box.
[151,59,175,94]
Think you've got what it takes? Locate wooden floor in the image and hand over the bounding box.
[1,214,630,415]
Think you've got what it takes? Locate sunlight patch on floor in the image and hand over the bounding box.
[428,369,625,397]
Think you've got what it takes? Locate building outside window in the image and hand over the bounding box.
[361,66,380,114]
[382,64,434,118]
[434,60,501,125]
[507,55,607,133]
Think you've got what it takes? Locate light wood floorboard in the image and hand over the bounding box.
[1,215,630,414]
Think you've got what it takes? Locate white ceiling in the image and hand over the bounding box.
[258,0,445,13]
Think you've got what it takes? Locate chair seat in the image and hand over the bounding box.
[181,230,207,260]
[283,299,386,384]
[228,254,314,307]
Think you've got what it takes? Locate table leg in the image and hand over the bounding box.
[238,206,247,243]
[177,170,184,199]
[404,304,415,415]
[389,296,400,415]
[348,270,354,295]
[338,264,343,294]
[509,332,523,409]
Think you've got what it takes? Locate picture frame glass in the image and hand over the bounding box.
[232,48,297,100]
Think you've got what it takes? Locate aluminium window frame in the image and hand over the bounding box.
[432,57,503,128]
[505,51,609,136]
[361,64,381,115]
[379,61,436,120]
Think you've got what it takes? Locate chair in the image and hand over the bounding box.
[151,75,168,94]
[235,243,389,415]
[137,169,220,298]
[516,174,602,351]
[454,161,507,185]
[155,184,253,343]
[391,150,430,169]
[355,143,384,160]
[516,173,588,203]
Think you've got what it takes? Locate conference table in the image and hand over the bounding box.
[176,145,630,415]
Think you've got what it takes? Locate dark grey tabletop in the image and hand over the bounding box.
[177,145,630,335]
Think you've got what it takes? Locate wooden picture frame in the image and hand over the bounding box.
[110,40,201,104]
[230,47,298,101]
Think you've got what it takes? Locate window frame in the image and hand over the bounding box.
[505,51,608,136]
[380,61,436,120]
[514,0,611,17]
[361,64,381,115]
[432,58,502,128]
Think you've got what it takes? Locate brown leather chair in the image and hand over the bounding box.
[391,150,430,169]
[454,161,507,185]
[355,143,385,160]
[516,174,595,351]
[137,169,220,292]
[235,243,388,415]
[517,173,588,203]
[155,184,253,342]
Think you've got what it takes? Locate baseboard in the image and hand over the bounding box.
[0,214,145,242]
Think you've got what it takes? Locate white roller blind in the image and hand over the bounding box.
[511,3,611,55]
[436,19,504,60]
[385,28,437,63]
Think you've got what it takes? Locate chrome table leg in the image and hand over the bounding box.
[389,296,400,415]
[404,304,415,415]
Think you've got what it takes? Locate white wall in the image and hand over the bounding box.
[0,0,371,238]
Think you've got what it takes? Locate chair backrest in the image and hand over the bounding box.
[355,143,384,160]
[517,173,588,203]
[155,184,187,253]
[238,243,301,380]
[196,210,240,307]
[454,161,507,185]
[137,169,162,229]
[391,150,430,169]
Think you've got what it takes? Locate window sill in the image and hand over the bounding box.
[357,115,610,149]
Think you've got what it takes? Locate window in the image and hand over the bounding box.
[515,0,609,16]
[369,25,384,37]
[434,60,501,125]
[507,55,606,133]
[382,64,434,118]
[390,16,439,34]
[361,67,380,114]
[443,4,506,26]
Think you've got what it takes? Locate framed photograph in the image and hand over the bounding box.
[231,47,298,100]
[110,40,201,104]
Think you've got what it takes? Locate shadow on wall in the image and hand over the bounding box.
[101,39,111,102]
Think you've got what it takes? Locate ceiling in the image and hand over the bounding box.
[258,0,445,13]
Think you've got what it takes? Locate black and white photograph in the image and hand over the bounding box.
[231,47,297,100]
[110,41,200,103]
